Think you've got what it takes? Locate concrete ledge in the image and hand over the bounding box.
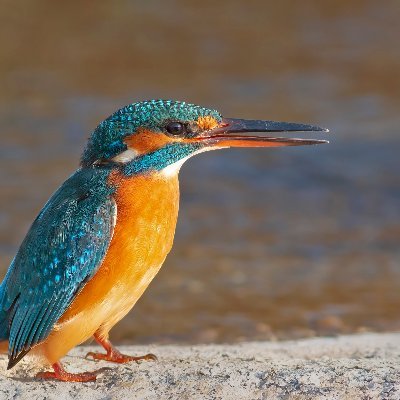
[0,333,399,399]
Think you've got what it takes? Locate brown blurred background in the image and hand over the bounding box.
[0,1,399,344]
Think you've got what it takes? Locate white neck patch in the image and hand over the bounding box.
[111,148,139,163]
[161,147,218,177]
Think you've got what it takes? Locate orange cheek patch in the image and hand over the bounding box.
[197,116,219,131]
[124,128,175,155]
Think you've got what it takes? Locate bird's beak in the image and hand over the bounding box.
[198,118,329,148]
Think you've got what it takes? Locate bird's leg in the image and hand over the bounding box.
[36,361,109,382]
[86,333,157,364]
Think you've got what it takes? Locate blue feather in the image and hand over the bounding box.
[0,168,116,367]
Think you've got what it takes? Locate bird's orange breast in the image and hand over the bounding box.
[63,171,180,319]
[38,171,181,363]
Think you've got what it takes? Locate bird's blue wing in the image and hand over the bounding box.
[0,168,116,368]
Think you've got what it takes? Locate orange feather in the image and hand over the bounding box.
[34,171,180,365]
[124,128,174,155]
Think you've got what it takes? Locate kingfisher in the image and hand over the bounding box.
[0,100,328,382]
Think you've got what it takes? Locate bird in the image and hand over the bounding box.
[0,100,328,382]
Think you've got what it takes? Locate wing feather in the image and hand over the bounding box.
[0,169,116,368]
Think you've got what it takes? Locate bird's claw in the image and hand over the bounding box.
[85,351,98,360]
[36,366,111,382]
[143,353,158,362]
[85,350,157,364]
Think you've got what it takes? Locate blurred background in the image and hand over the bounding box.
[0,0,399,344]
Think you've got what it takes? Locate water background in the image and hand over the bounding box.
[0,1,399,343]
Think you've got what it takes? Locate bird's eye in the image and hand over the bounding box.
[166,122,185,136]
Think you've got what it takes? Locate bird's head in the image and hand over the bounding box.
[82,99,328,175]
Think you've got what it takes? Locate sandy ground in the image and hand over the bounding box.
[0,333,399,399]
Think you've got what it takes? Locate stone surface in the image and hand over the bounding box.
[0,333,399,399]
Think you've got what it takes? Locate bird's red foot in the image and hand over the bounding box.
[86,335,158,364]
[36,362,110,382]
[86,348,157,364]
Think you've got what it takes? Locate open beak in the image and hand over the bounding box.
[198,118,329,148]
